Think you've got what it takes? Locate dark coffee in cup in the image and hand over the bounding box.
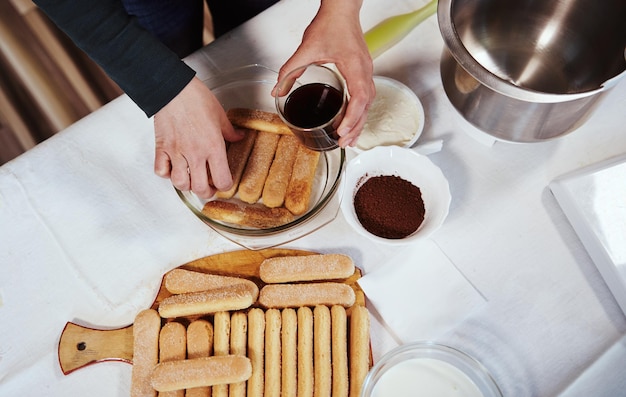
[276,64,347,151]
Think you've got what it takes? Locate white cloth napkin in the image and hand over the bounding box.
[0,96,240,393]
[0,97,239,333]
[357,239,486,343]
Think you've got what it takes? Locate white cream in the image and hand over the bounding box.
[370,358,484,397]
[357,77,424,150]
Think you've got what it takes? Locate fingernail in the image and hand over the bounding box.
[338,136,353,148]
[337,127,350,137]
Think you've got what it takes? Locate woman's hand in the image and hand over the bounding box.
[276,0,375,148]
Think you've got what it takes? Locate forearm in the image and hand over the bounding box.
[316,0,364,30]
[33,0,195,117]
[318,0,363,17]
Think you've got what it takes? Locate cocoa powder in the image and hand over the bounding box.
[353,175,425,239]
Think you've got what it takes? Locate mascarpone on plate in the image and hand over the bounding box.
[356,76,425,151]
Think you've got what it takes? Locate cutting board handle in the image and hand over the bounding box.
[58,322,134,375]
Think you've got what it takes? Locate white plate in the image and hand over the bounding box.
[340,146,450,245]
[550,153,626,315]
[355,76,425,151]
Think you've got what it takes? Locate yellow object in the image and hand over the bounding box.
[364,0,438,59]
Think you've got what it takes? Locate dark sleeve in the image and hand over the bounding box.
[33,0,196,117]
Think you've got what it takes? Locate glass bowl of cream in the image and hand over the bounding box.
[360,341,503,397]
[355,76,425,151]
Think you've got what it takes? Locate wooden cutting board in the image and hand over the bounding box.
[58,248,365,375]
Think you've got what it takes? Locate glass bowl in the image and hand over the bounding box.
[360,341,503,397]
[175,65,346,250]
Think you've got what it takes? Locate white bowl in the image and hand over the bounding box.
[355,76,425,151]
[340,146,450,244]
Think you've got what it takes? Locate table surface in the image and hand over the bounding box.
[2,0,626,396]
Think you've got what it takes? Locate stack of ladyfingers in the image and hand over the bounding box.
[130,253,371,397]
[201,108,320,229]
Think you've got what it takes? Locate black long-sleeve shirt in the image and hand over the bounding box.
[34,0,195,117]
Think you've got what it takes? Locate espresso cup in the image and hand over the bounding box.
[275,64,347,151]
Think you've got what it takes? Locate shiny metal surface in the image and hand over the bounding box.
[438,0,626,142]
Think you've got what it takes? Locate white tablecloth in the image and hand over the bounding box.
[2,0,626,395]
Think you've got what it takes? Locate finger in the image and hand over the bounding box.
[337,75,375,137]
[169,155,191,192]
[206,143,233,193]
[338,111,367,148]
[221,121,245,144]
[188,160,216,199]
[272,62,312,97]
[154,149,172,178]
[337,93,369,138]
[191,117,233,196]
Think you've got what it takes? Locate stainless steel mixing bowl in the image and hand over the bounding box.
[438,0,626,142]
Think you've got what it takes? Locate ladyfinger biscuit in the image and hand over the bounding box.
[258,283,356,309]
[229,312,248,397]
[150,356,252,392]
[227,108,293,135]
[164,269,257,295]
[213,311,231,397]
[216,129,258,199]
[262,134,300,208]
[238,130,280,204]
[314,305,332,397]
[187,320,214,358]
[159,322,187,397]
[281,308,298,397]
[186,320,213,397]
[264,308,282,397]
[131,309,161,397]
[202,200,295,229]
[158,283,258,318]
[297,307,314,397]
[285,145,320,215]
[331,306,349,397]
[259,254,355,283]
[348,306,370,397]
[247,308,265,397]
[213,311,231,357]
